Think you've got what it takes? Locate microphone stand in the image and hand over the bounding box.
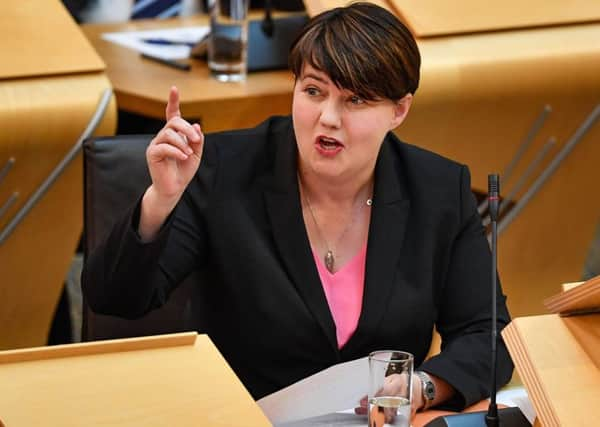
[423,174,530,427]
[486,174,500,427]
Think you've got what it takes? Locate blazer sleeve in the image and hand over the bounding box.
[418,165,513,410]
[81,142,217,319]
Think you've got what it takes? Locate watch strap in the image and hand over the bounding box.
[415,370,435,411]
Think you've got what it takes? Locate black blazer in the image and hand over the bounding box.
[83,116,513,408]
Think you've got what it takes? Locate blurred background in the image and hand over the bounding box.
[1,0,599,351]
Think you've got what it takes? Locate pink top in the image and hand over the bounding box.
[312,244,367,349]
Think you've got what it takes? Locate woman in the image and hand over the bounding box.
[83,2,513,415]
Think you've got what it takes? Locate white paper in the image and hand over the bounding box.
[257,357,369,425]
[276,412,366,426]
[101,26,209,60]
[275,387,536,426]
[496,386,536,424]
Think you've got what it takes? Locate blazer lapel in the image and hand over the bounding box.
[262,126,339,354]
[342,136,411,355]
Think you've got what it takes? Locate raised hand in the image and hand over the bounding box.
[146,86,204,200]
[139,86,204,241]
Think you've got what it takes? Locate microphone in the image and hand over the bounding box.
[423,174,529,427]
[261,0,275,37]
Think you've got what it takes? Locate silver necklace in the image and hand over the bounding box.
[300,178,373,273]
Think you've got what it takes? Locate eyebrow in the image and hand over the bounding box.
[301,73,329,84]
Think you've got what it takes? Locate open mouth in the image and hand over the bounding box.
[316,135,343,151]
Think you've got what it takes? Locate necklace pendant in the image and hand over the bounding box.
[324,250,335,273]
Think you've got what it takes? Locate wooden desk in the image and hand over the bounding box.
[0,329,497,427]
[82,16,295,133]
[0,333,270,426]
[503,314,600,427]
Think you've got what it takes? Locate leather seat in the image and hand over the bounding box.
[82,135,206,341]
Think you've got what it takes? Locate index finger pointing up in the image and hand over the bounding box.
[165,86,181,121]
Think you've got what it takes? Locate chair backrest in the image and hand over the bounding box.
[82,135,204,341]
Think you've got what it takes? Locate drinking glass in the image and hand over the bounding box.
[368,350,413,427]
[208,0,250,82]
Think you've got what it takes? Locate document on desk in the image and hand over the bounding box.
[102,26,209,60]
[496,387,536,424]
[257,357,369,425]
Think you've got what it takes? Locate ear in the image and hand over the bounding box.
[389,94,413,130]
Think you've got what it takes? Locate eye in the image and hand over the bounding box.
[349,95,365,105]
[305,86,320,96]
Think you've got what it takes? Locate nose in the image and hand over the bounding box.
[319,99,342,129]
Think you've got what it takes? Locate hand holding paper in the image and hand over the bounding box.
[257,357,369,425]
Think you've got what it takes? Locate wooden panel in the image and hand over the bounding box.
[302,0,391,17]
[545,275,600,314]
[303,1,600,36]
[396,22,600,318]
[0,0,105,79]
[0,332,196,364]
[563,315,600,370]
[388,0,600,37]
[502,315,600,427]
[0,334,271,426]
[0,73,117,350]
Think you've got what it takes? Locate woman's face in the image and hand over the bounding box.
[292,64,411,183]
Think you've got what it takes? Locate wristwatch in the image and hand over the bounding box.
[415,370,436,411]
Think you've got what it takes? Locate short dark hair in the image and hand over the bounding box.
[289,2,421,101]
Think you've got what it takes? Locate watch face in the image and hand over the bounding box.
[424,383,435,400]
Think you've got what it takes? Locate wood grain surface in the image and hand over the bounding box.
[0,0,105,79]
[0,73,117,350]
[0,334,271,426]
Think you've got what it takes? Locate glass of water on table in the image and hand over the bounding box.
[208,0,250,82]
[368,350,413,427]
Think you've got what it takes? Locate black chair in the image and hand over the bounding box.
[82,135,206,341]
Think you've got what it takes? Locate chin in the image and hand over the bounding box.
[308,159,347,180]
